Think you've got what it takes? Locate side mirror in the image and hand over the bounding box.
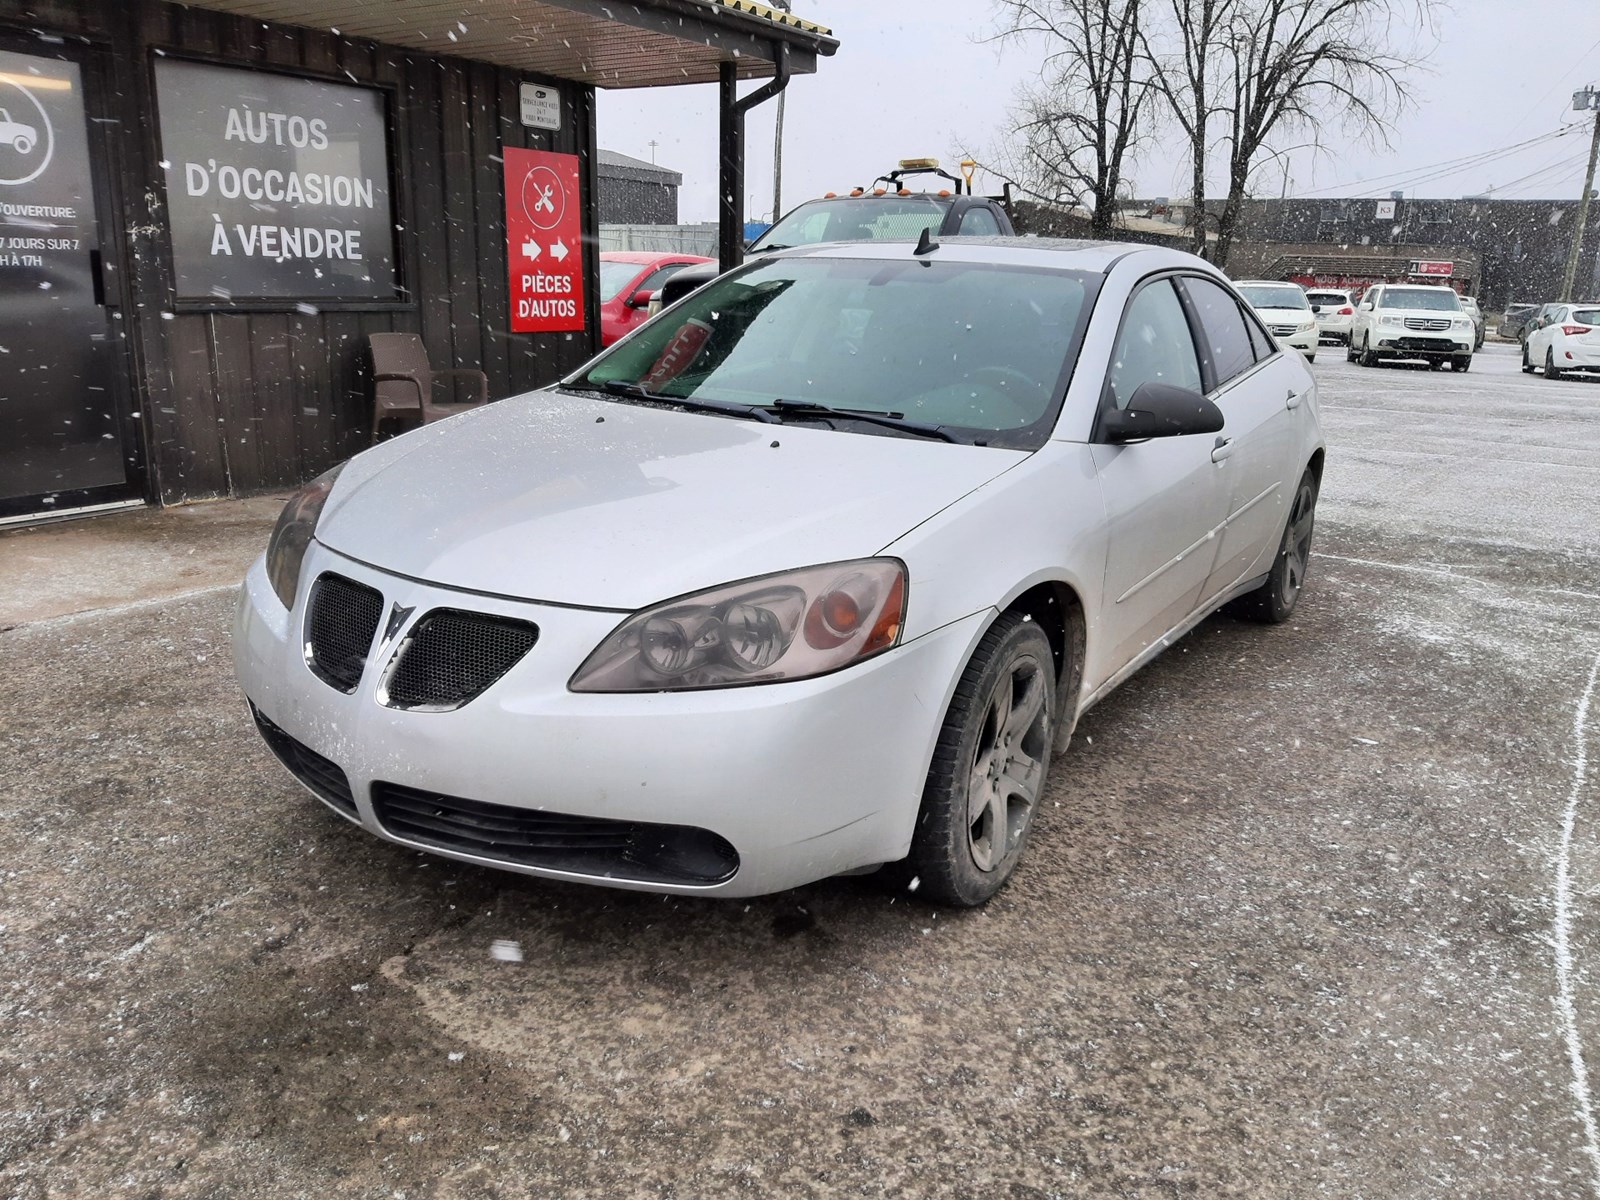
[1310,304,1322,314]
[626,288,653,310]
[1101,382,1224,444]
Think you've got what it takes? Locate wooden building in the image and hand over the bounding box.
[0,0,835,523]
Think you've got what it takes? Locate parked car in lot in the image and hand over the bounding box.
[656,158,1015,310]
[1498,302,1540,341]
[1348,283,1476,370]
[1520,302,1566,346]
[1522,302,1600,379]
[598,251,712,347]
[1460,296,1486,349]
[1236,281,1318,361]
[1305,288,1356,345]
[235,239,1324,907]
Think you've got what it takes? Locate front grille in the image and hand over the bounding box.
[1404,317,1451,331]
[306,573,384,692]
[372,782,739,885]
[1269,324,1298,336]
[380,609,539,711]
[1396,336,1456,352]
[250,705,358,819]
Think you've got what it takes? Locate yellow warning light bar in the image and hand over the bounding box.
[898,157,940,171]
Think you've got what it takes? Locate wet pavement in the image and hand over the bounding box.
[3,343,1600,1198]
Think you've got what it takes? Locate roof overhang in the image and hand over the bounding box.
[181,0,837,87]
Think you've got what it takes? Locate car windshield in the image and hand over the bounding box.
[1571,308,1600,325]
[573,255,1098,449]
[1305,292,1347,306]
[1239,284,1309,310]
[599,259,643,301]
[1383,288,1462,311]
[749,197,947,252]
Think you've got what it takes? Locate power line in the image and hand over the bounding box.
[1504,32,1600,140]
[1495,150,1595,198]
[1287,126,1580,199]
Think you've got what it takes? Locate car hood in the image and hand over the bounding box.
[317,389,1027,609]
[1254,306,1314,321]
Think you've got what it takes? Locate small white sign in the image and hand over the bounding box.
[1375,200,1396,219]
[519,83,561,132]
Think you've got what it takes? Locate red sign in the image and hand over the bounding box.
[1408,259,1454,277]
[504,147,585,333]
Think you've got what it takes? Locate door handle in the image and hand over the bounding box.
[1286,389,1302,410]
[1210,436,1234,464]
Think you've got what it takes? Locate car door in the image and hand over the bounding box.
[1178,274,1302,603]
[1090,276,1233,679]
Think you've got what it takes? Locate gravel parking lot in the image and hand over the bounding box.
[3,342,1599,1198]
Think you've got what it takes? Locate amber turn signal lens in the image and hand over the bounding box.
[862,573,905,655]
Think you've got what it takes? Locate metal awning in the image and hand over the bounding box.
[183,0,837,87]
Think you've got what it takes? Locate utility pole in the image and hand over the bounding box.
[1560,87,1600,302]
[771,0,790,220]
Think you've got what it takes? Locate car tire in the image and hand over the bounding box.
[1228,469,1318,625]
[1547,349,1563,381]
[1452,356,1471,373]
[1359,334,1379,367]
[1345,336,1358,363]
[901,611,1056,908]
[1305,352,1316,364]
[1523,345,1536,374]
[13,134,32,155]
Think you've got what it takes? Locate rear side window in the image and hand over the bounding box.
[1572,308,1600,325]
[1106,279,1203,410]
[1179,275,1256,386]
[959,207,1003,236]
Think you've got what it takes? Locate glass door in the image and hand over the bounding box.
[0,40,142,520]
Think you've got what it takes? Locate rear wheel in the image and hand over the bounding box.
[1547,349,1564,381]
[1229,470,1318,625]
[901,612,1055,908]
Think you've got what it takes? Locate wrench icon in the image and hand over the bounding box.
[533,183,556,214]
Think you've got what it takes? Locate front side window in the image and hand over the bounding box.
[1179,276,1257,386]
[600,259,642,300]
[575,256,1098,449]
[1106,280,1202,410]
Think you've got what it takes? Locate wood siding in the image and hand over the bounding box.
[0,0,600,503]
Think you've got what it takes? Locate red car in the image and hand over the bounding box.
[598,251,713,346]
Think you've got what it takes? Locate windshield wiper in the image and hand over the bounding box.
[765,399,962,443]
[562,380,776,423]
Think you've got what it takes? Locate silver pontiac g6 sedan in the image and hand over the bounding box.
[234,238,1324,907]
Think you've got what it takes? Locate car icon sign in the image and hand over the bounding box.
[0,107,39,155]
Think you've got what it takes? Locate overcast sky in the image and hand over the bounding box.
[596,0,1600,223]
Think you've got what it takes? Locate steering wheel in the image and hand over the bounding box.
[967,366,1044,425]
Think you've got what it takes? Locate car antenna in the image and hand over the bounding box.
[913,226,940,256]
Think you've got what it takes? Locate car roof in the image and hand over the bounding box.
[774,235,1162,273]
[599,251,709,265]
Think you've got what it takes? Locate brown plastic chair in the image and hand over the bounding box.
[369,333,489,442]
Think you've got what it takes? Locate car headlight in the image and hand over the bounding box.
[1297,319,1315,331]
[1380,315,1403,327]
[1453,317,1471,330]
[570,559,907,693]
[265,464,345,609]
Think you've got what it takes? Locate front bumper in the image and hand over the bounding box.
[233,543,986,897]
[1374,330,1473,357]
[1270,325,1318,353]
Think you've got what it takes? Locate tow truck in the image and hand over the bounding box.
[653,158,1015,312]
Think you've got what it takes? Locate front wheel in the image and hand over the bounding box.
[1523,345,1536,374]
[1452,355,1471,373]
[1228,470,1318,624]
[13,134,33,154]
[902,612,1056,908]
[1359,334,1379,367]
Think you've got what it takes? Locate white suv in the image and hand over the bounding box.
[1348,284,1475,371]
[1235,281,1317,361]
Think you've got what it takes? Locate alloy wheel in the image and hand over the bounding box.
[966,657,1050,872]
[1280,480,1316,607]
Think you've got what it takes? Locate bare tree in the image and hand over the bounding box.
[995,0,1150,237]
[1210,0,1428,267]
[1138,0,1237,257]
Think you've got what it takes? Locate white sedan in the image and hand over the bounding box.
[1523,302,1600,380]
[1236,281,1318,361]
[234,239,1325,906]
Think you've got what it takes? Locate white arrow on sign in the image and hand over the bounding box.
[522,238,542,261]
[550,239,569,263]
